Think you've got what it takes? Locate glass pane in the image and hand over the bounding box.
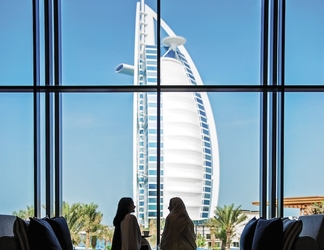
[284,93,324,217]
[62,93,134,249]
[0,94,33,215]
[62,91,259,249]
[161,0,261,86]
[61,1,138,86]
[0,1,33,86]
[157,92,259,247]
[209,93,260,209]
[61,0,261,86]
[39,93,53,218]
[286,0,324,85]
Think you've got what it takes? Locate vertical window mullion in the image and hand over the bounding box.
[33,0,41,218]
[156,0,161,247]
[45,0,54,218]
[260,0,269,219]
[277,0,286,218]
[268,0,279,218]
[54,0,62,217]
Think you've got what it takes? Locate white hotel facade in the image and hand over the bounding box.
[116,0,220,224]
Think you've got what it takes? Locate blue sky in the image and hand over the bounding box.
[1,0,324,225]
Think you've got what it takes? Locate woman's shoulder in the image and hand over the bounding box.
[124,213,137,221]
[122,213,139,228]
[125,213,136,218]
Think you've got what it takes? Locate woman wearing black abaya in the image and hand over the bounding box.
[111,197,151,250]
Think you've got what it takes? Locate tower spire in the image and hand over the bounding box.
[140,0,145,12]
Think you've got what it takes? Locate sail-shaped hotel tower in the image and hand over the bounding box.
[116,0,220,224]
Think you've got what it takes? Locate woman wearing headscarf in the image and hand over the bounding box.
[111,197,151,250]
[160,197,197,250]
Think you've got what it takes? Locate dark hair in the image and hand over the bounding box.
[113,197,133,226]
[111,197,133,250]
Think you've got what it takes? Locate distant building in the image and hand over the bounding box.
[116,0,220,225]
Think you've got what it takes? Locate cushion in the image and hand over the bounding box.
[299,214,324,250]
[13,217,31,250]
[251,217,283,250]
[282,218,302,250]
[28,217,62,250]
[0,235,20,250]
[293,235,318,250]
[240,217,258,250]
[0,214,16,236]
[45,217,73,250]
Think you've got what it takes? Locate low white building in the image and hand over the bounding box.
[194,210,260,249]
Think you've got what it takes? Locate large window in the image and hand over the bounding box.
[1,0,323,249]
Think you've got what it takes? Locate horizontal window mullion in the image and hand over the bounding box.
[1,85,324,93]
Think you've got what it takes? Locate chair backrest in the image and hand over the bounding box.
[299,214,324,250]
[0,214,16,237]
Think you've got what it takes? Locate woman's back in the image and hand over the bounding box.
[160,197,196,250]
[120,214,142,250]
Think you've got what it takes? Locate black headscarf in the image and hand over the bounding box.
[111,197,134,250]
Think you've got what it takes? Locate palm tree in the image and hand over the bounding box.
[306,201,324,214]
[97,225,114,249]
[91,235,97,249]
[12,205,34,220]
[196,233,206,248]
[212,204,247,250]
[205,218,226,250]
[62,201,85,246]
[216,225,227,250]
[81,203,103,249]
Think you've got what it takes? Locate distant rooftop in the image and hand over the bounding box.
[252,195,324,215]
